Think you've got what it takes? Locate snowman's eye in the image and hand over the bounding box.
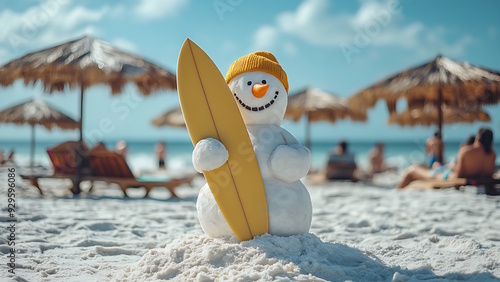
[261,80,267,84]
[247,81,252,86]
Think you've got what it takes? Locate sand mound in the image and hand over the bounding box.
[118,233,496,281]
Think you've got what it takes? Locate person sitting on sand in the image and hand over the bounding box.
[369,143,395,177]
[426,131,444,168]
[398,128,496,188]
[326,140,357,181]
[369,143,384,176]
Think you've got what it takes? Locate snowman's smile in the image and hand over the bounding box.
[233,91,280,112]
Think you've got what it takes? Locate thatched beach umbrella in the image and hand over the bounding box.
[285,87,366,149]
[152,106,186,128]
[0,35,177,142]
[0,36,176,193]
[388,104,491,126]
[350,54,500,161]
[0,99,79,170]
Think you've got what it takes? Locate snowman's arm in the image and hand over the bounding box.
[269,128,311,182]
[192,138,229,173]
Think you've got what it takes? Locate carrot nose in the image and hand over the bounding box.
[252,84,269,98]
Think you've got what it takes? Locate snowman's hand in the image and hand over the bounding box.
[269,144,311,183]
[192,138,229,173]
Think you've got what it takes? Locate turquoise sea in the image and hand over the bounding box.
[1,140,499,173]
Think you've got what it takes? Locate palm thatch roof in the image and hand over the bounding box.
[388,104,491,127]
[0,99,78,130]
[285,87,366,122]
[152,107,186,128]
[350,55,500,111]
[0,35,176,95]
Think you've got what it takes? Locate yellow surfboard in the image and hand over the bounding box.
[177,38,269,241]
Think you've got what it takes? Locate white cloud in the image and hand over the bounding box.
[53,5,108,31]
[0,0,109,63]
[415,26,473,57]
[112,38,139,53]
[134,0,189,20]
[276,0,351,46]
[253,0,473,58]
[350,0,396,27]
[252,25,278,50]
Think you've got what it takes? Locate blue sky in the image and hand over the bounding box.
[0,0,499,143]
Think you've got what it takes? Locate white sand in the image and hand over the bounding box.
[1,168,499,281]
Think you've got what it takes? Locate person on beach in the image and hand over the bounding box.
[428,135,476,177]
[115,140,128,158]
[426,131,443,168]
[0,148,5,164]
[369,143,395,177]
[326,141,357,181]
[462,135,475,147]
[398,128,496,188]
[155,141,167,170]
[370,143,385,176]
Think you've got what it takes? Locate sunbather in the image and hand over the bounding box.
[398,128,496,188]
[462,135,476,147]
[426,131,443,168]
[428,135,476,177]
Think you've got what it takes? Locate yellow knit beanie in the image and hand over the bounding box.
[225,51,289,94]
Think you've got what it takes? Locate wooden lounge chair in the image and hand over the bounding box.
[87,151,192,198]
[405,177,500,195]
[21,142,88,194]
[22,145,193,197]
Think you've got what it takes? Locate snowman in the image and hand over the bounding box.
[194,51,312,237]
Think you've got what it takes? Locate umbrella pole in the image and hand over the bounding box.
[74,85,85,195]
[30,124,35,173]
[305,113,311,151]
[437,88,444,163]
[79,85,84,142]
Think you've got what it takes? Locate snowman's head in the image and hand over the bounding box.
[226,51,288,125]
[228,72,287,125]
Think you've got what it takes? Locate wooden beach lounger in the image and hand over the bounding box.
[87,151,192,198]
[22,148,193,197]
[21,146,85,194]
[406,177,500,195]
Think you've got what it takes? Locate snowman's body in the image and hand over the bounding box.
[194,60,312,238]
[197,124,312,237]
